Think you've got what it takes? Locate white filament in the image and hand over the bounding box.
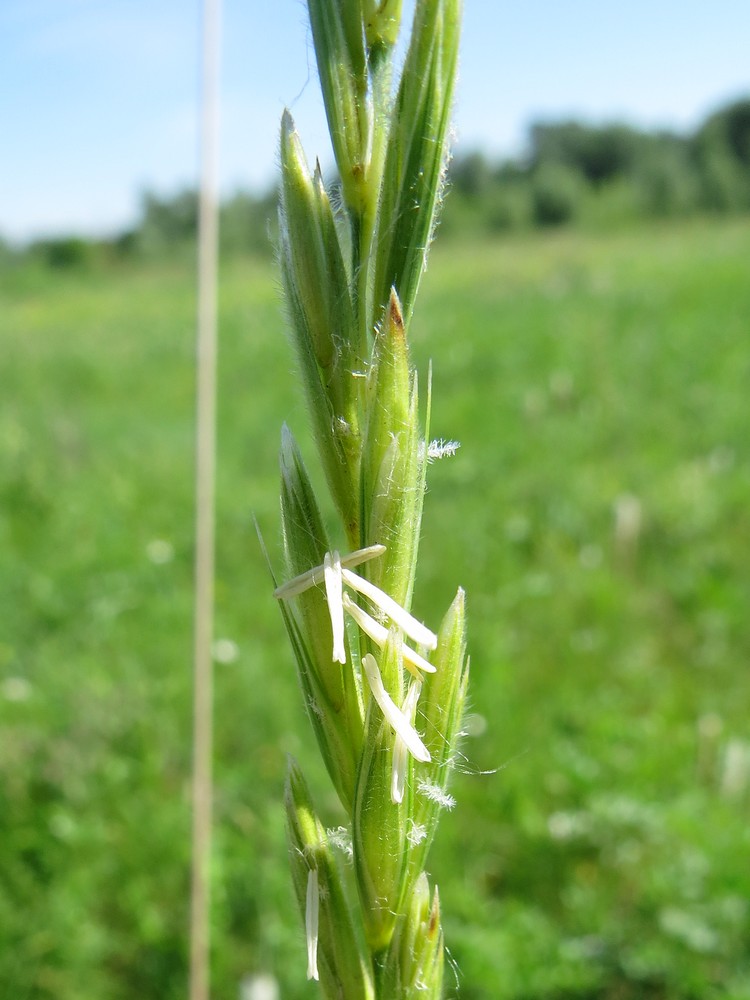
[323,551,346,664]
[341,569,437,650]
[342,594,436,676]
[362,654,431,763]
[305,868,319,981]
[391,679,424,803]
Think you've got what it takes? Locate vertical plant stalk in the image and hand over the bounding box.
[190,0,221,997]
[272,2,466,997]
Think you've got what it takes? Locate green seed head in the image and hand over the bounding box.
[275,0,466,987]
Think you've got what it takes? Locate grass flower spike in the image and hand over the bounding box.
[273,1,467,995]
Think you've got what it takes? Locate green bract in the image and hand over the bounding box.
[279,116,361,541]
[278,427,363,809]
[273,1,467,996]
[285,758,375,997]
[361,291,424,607]
[379,873,444,997]
[307,0,370,213]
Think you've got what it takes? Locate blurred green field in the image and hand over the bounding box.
[2,219,749,1000]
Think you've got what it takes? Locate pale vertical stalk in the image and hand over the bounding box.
[190,1,221,998]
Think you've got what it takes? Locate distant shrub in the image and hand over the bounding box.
[220,190,277,257]
[529,120,645,184]
[694,99,750,211]
[484,182,533,231]
[136,189,199,254]
[697,150,749,211]
[531,162,585,226]
[0,236,15,268]
[450,151,493,197]
[35,237,94,269]
[634,141,701,217]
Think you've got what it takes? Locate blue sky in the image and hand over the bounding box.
[2,0,748,241]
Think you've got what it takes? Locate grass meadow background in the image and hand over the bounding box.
[2,218,750,998]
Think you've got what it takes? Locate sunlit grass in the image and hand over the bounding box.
[1,218,749,999]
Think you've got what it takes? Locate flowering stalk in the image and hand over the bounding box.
[273,1,466,995]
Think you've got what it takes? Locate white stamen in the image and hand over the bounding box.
[362,654,431,763]
[273,544,386,599]
[342,594,436,677]
[323,551,346,663]
[305,868,319,981]
[392,738,408,804]
[427,438,461,462]
[341,569,437,650]
[391,679,423,803]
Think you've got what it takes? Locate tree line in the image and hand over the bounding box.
[443,95,750,233]
[5,96,748,269]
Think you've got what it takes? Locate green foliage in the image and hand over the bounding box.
[219,190,278,256]
[693,98,750,211]
[529,120,646,184]
[32,236,96,269]
[449,151,493,198]
[2,219,750,997]
[442,95,750,238]
[137,189,199,252]
[531,161,586,226]
[634,138,701,217]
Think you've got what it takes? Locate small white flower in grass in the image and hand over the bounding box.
[305,867,319,981]
[239,972,279,1000]
[1,677,32,703]
[362,654,431,763]
[212,638,239,664]
[342,594,435,678]
[392,679,423,803]
[146,538,174,564]
[323,551,346,664]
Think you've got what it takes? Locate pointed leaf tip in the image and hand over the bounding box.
[387,287,405,333]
